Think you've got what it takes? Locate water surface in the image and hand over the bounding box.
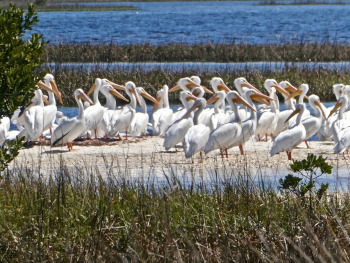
[29,1,350,44]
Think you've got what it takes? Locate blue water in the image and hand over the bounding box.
[28,1,350,44]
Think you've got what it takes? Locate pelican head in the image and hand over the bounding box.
[169,77,201,92]
[137,87,158,104]
[210,77,231,93]
[125,81,142,106]
[279,81,298,93]
[43,73,63,104]
[333,84,344,100]
[264,79,290,97]
[328,95,348,120]
[227,91,256,113]
[308,94,327,119]
[286,83,309,101]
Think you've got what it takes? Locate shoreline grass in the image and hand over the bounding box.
[43,42,350,63]
[44,63,348,105]
[36,5,140,12]
[0,156,349,261]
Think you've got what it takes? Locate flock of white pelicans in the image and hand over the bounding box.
[0,73,349,161]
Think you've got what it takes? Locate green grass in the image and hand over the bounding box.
[36,5,140,12]
[0,156,349,261]
[45,63,348,106]
[43,42,350,63]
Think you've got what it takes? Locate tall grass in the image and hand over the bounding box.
[45,63,347,105]
[43,42,350,63]
[0,157,349,261]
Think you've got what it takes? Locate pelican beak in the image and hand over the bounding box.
[285,107,301,123]
[274,83,290,97]
[250,93,274,106]
[339,89,343,96]
[109,87,129,102]
[327,99,342,120]
[87,83,96,96]
[233,94,257,113]
[37,80,54,93]
[314,100,327,120]
[285,86,302,101]
[241,80,263,95]
[131,87,142,106]
[151,93,162,115]
[169,84,181,92]
[206,93,219,106]
[106,79,125,90]
[186,93,197,102]
[42,95,49,105]
[186,79,201,89]
[140,89,158,104]
[50,79,63,105]
[79,91,94,105]
[284,82,298,93]
[201,85,214,94]
[217,81,231,93]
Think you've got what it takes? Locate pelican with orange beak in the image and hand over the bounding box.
[104,81,142,140]
[42,73,63,136]
[270,103,307,160]
[129,87,159,137]
[52,89,93,151]
[204,91,257,158]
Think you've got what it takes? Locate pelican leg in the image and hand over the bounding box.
[304,140,311,149]
[225,148,228,158]
[220,149,224,158]
[271,134,274,142]
[94,128,98,139]
[200,152,203,163]
[118,134,123,141]
[67,142,73,151]
[239,145,244,155]
[125,130,128,140]
[286,151,292,160]
[258,135,261,141]
[265,134,268,142]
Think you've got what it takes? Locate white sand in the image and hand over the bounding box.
[9,137,350,173]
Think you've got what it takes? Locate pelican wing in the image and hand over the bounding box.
[51,117,80,146]
[270,125,306,156]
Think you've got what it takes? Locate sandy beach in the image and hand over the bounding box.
[8,136,350,175]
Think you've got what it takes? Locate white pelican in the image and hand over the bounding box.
[51,89,93,151]
[106,81,141,139]
[11,80,53,132]
[204,91,256,158]
[98,84,129,138]
[169,77,204,122]
[330,96,350,154]
[328,96,350,146]
[299,95,327,148]
[182,98,211,162]
[163,91,197,151]
[129,87,158,137]
[255,87,278,141]
[205,91,227,128]
[42,73,63,135]
[22,88,54,142]
[231,89,273,155]
[270,104,307,160]
[84,78,106,139]
[0,117,10,145]
[152,85,174,137]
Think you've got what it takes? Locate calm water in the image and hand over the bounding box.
[29,1,350,44]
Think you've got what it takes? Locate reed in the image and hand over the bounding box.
[44,63,347,105]
[0,156,349,261]
[43,42,350,63]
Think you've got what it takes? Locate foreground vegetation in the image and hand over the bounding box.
[43,42,350,63]
[0,155,349,261]
[46,63,346,105]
